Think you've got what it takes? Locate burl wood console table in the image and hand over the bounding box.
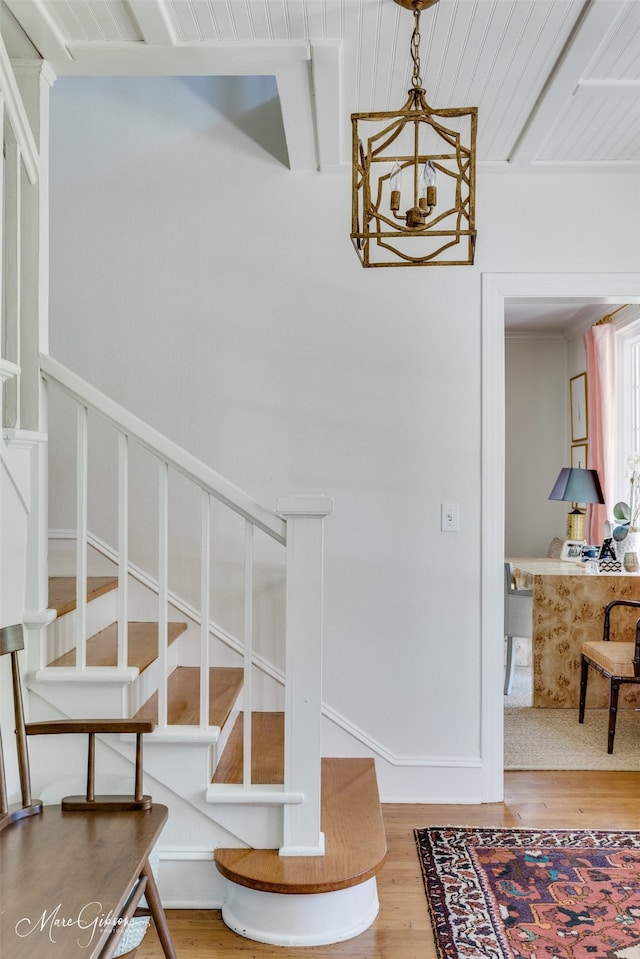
[0,803,174,959]
[510,558,640,709]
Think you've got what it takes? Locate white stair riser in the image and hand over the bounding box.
[158,856,225,909]
[125,639,184,715]
[29,676,130,718]
[46,589,118,663]
[221,877,380,946]
[211,706,242,767]
[206,804,283,850]
[138,741,214,800]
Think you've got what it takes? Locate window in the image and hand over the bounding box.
[615,315,640,502]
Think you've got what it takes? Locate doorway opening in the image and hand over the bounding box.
[480,272,640,803]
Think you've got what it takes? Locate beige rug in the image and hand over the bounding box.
[504,667,640,771]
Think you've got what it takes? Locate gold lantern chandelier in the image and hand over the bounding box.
[351,0,477,268]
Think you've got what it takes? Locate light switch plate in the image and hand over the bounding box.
[441,503,460,532]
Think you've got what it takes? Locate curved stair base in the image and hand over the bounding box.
[221,876,380,946]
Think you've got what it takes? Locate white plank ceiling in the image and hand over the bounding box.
[3,0,640,173]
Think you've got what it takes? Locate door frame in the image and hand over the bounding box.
[480,272,640,801]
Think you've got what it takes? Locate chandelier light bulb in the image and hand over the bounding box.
[422,160,436,188]
[390,162,402,213]
[419,160,437,213]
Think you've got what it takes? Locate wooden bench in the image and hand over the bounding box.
[0,623,177,959]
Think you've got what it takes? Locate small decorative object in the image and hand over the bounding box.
[351,0,477,267]
[560,540,584,561]
[623,551,640,573]
[598,560,622,572]
[598,537,617,561]
[580,545,599,561]
[612,452,640,572]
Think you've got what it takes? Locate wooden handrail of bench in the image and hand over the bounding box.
[26,720,155,811]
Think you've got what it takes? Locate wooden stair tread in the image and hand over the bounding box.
[212,712,284,785]
[134,666,243,727]
[48,576,118,616]
[215,758,386,895]
[48,621,187,670]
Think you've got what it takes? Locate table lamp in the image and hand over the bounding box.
[548,467,605,544]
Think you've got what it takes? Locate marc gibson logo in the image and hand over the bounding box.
[15,902,131,948]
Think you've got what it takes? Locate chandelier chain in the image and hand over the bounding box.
[410,8,423,89]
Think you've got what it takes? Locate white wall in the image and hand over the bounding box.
[47,76,640,798]
[505,334,569,556]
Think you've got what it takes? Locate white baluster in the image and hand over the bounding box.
[243,521,254,788]
[117,432,129,671]
[200,490,211,729]
[158,461,169,728]
[4,136,20,428]
[75,404,88,670]
[0,93,4,364]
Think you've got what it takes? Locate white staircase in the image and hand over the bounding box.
[26,542,386,945]
[0,41,385,947]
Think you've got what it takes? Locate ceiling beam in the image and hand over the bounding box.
[127,0,177,46]
[310,40,341,171]
[5,0,71,67]
[574,78,640,100]
[276,60,318,171]
[49,39,310,77]
[508,0,628,164]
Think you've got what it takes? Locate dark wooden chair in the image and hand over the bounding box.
[0,622,177,959]
[0,622,153,821]
[578,600,640,754]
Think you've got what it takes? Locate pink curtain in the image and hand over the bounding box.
[584,323,614,544]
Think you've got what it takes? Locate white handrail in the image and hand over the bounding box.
[40,354,286,545]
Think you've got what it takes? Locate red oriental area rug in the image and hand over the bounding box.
[414,826,640,959]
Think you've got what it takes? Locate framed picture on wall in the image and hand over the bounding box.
[571,443,588,470]
[570,372,588,443]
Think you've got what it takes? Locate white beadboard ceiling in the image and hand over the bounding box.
[4,0,640,173]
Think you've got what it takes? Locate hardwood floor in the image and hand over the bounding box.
[131,770,640,959]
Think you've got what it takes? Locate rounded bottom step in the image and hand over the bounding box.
[221,875,379,946]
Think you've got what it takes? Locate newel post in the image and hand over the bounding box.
[276,494,333,857]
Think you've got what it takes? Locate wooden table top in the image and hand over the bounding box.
[0,803,167,959]
[509,557,586,576]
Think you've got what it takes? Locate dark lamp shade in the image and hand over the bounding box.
[548,468,605,505]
